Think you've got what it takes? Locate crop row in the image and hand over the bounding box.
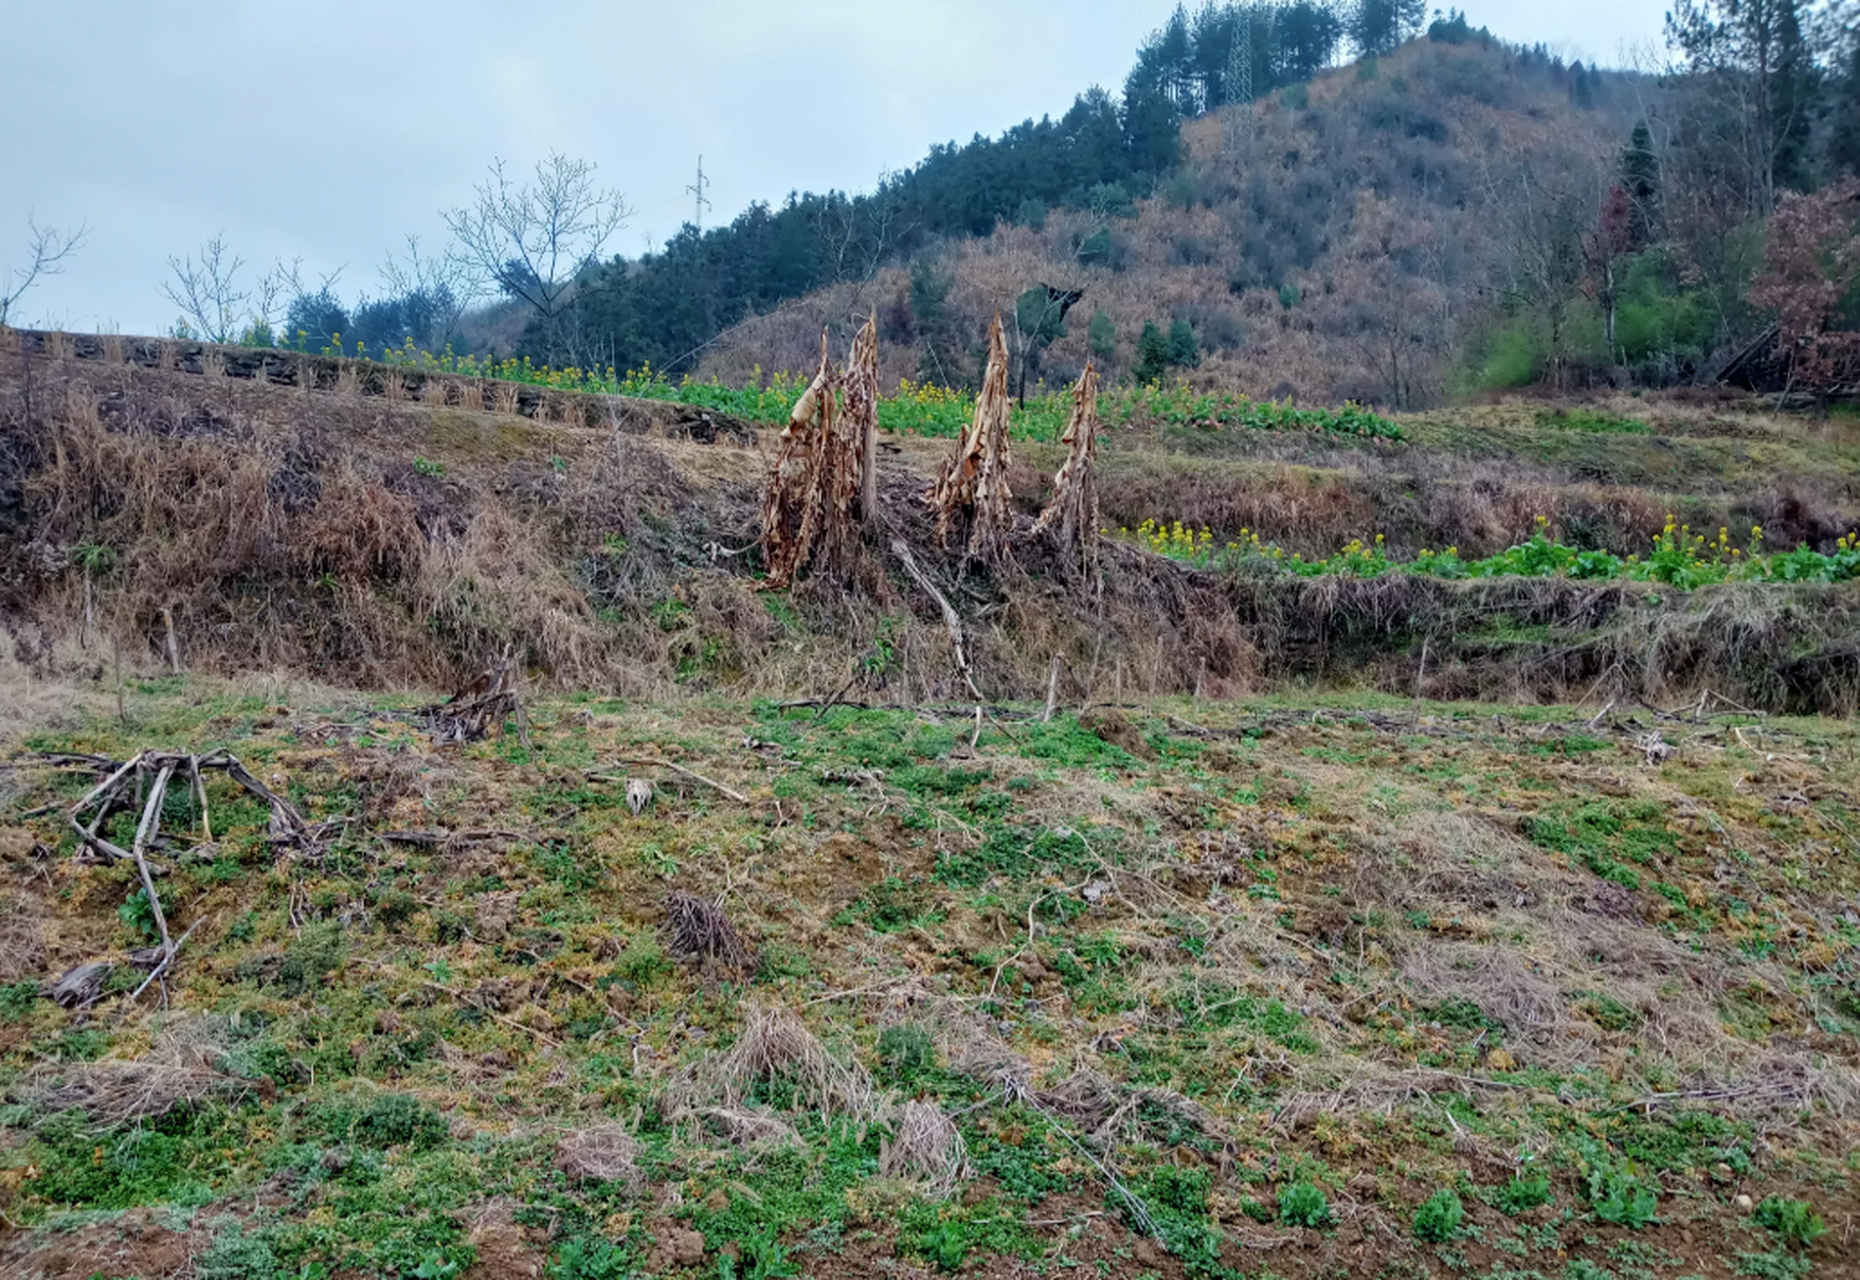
[342,338,1401,443]
[1123,517,1860,588]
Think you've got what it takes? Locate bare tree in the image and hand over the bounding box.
[1,216,90,327]
[443,153,632,363]
[160,233,250,343]
[380,234,479,350]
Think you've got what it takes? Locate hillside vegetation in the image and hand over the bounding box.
[3,235,1860,1280]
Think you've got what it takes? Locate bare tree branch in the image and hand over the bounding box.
[379,234,480,350]
[1,216,91,327]
[159,233,250,343]
[442,153,632,363]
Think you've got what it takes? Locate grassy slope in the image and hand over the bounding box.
[1,680,1856,1279]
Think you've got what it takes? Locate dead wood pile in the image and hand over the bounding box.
[426,644,530,746]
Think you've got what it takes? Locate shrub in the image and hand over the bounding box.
[1753,1197,1828,1249]
[1413,1189,1464,1241]
[1278,1180,1331,1228]
[317,1091,449,1151]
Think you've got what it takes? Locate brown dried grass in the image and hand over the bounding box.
[659,1002,874,1124]
[878,1100,968,1196]
[12,1017,261,1124]
[554,1123,642,1185]
[663,891,754,973]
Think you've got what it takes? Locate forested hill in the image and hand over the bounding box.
[493,5,1498,375]
[463,1,1859,410]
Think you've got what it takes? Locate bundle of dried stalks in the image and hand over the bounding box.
[878,1100,968,1196]
[929,314,1014,562]
[14,1017,259,1124]
[426,645,529,746]
[663,891,754,973]
[554,1123,642,1185]
[1031,360,1101,591]
[759,331,864,590]
[660,1002,875,1124]
[59,746,311,997]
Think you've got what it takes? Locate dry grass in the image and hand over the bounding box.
[878,1100,968,1196]
[2,350,1857,713]
[659,1002,875,1124]
[663,891,755,973]
[11,1017,262,1124]
[553,1123,642,1186]
[0,892,46,981]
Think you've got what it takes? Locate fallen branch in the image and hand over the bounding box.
[127,918,204,1004]
[130,761,177,960]
[592,759,748,804]
[890,537,983,700]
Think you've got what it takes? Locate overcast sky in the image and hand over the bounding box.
[2,0,1670,335]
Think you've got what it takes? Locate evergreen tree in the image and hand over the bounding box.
[1168,318,1202,367]
[1665,0,1822,211]
[1278,2,1346,82]
[1134,321,1173,383]
[1088,310,1117,361]
[1832,39,1860,177]
[1770,0,1816,194]
[1349,0,1424,57]
[1621,120,1664,249]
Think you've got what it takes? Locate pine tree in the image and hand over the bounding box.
[1134,321,1173,383]
[1621,121,1663,249]
[1168,318,1202,368]
[1349,0,1424,57]
[1088,310,1117,361]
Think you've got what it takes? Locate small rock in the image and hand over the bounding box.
[1735,1194,1754,1211]
[1134,1239,1165,1268]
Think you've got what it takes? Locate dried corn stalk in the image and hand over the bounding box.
[759,330,862,589]
[845,313,880,527]
[1031,360,1101,590]
[929,314,1013,562]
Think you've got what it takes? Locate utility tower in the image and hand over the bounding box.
[687,156,712,231]
[1224,13,1253,153]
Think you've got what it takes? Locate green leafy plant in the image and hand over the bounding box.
[717,1222,797,1279]
[412,456,445,476]
[1413,1189,1464,1242]
[548,1236,631,1280]
[1278,1180,1331,1228]
[1753,1197,1828,1249]
[1579,1145,1658,1229]
[1494,1170,1554,1216]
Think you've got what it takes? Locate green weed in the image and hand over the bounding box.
[1413,1189,1465,1241]
[1753,1196,1828,1249]
[1278,1180,1332,1228]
